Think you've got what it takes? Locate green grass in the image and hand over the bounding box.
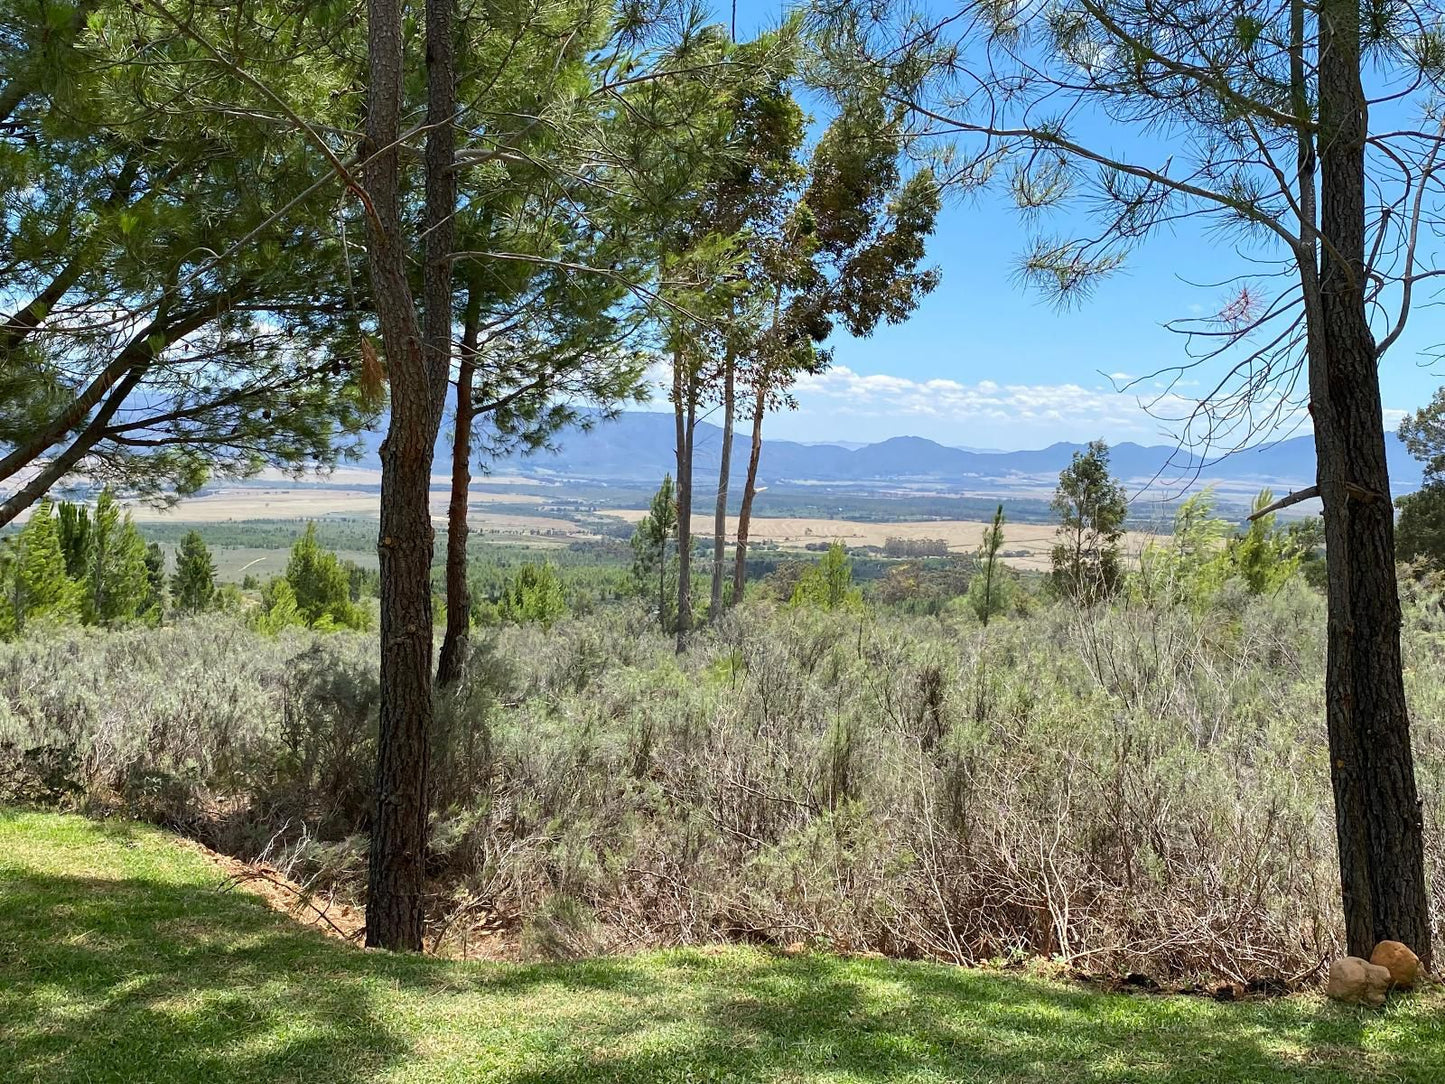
[1,811,1442,1083]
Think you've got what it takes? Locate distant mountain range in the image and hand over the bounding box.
[352,410,1425,497]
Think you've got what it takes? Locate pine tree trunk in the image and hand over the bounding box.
[437,292,481,687]
[732,383,765,606]
[658,534,668,632]
[709,352,735,617]
[1315,0,1430,965]
[673,347,695,651]
[363,0,454,953]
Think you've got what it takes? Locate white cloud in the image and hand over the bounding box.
[639,359,1414,450]
[790,365,1199,437]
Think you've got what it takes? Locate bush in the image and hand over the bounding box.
[5,583,1444,982]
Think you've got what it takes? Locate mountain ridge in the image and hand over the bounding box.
[356,410,1424,495]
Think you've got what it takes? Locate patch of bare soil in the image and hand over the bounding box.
[171,834,521,960]
[173,835,368,943]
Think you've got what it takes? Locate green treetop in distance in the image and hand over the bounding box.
[1050,441,1127,604]
[790,541,861,611]
[86,490,151,625]
[498,562,567,628]
[171,530,217,614]
[968,503,1009,626]
[1397,387,1445,572]
[0,498,82,637]
[632,474,679,631]
[284,524,364,631]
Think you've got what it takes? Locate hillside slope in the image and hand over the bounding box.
[2,810,1443,1083]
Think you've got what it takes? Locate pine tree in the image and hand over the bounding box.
[4,499,82,635]
[791,542,860,611]
[1050,442,1128,603]
[85,490,150,624]
[968,504,1010,625]
[171,531,217,613]
[144,542,166,615]
[631,475,678,630]
[498,563,567,628]
[56,502,93,580]
[285,524,362,629]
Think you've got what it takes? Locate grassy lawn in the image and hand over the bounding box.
[2,810,1442,1083]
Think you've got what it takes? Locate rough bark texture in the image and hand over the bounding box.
[673,349,695,652]
[1315,0,1430,965]
[437,292,482,687]
[363,0,455,952]
[709,353,736,617]
[732,384,766,606]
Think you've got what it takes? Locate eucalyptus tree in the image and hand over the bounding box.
[815,0,1445,959]
[730,97,943,604]
[0,0,372,527]
[697,50,809,618]
[620,19,803,647]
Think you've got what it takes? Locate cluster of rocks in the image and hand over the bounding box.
[1326,941,1423,1007]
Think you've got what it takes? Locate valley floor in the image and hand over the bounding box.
[2,811,1443,1083]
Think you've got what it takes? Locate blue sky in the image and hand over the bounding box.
[688,0,1445,451]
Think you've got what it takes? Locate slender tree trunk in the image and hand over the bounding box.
[732,382,766,606]
[1314,0,1430,964]
[437,289,482,687]
[709,349,735,617]
[673,347,695,651]
[364,0,455,953]
[659,534,668,632]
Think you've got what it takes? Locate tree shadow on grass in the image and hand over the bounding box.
[485,950,1444,1084]
[0,870,412,1083]
[2,859,1440,1084]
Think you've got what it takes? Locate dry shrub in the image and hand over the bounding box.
[2,583,1441,982]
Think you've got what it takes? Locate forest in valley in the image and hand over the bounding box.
[7,0,1445,1078]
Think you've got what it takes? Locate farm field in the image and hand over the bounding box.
[604,508,1164,569]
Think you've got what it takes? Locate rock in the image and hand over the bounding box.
[1370,941,1422,989]
[1326,956,1392,1007]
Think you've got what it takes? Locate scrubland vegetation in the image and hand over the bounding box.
[6,526,1443,986]
[9,0,1445,1069]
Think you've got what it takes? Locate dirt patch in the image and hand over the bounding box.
[170,834,519,960]
[173,835,368,944]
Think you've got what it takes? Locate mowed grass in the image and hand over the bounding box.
[2,811,1443,1084]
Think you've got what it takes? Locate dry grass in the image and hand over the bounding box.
[122,488,589,540]
[602,509,1161,569]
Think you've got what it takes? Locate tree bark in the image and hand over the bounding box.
[1315,0,1430,964]
[731,382,766,606]
[709,350,735,617]
[363,0,454,953]
[437,289,481,688]
[673,348,694,651]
